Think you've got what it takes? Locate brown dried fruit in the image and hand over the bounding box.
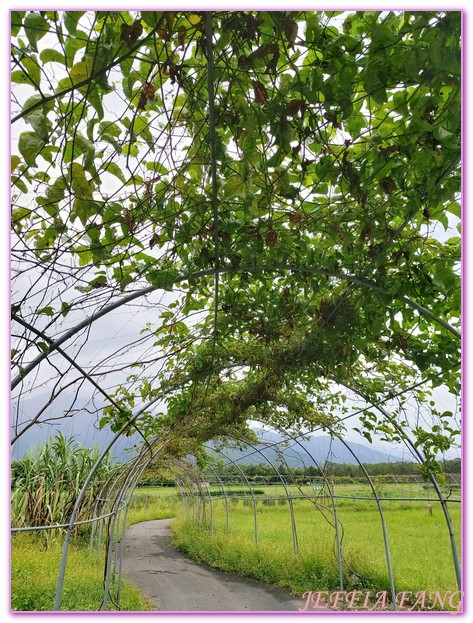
[158,28,170,41]
[178,25,186,48]
[379,177,397,194]
[266,229,277,247]
[289,212,304,224]
[252,80,268,105]
[357,189,368,205]
[137,91,147,110]
[143,82,155,99]
[149,233,160,248]
[324,112,341,129]
[120,20,143,49]
[283,99,305,117]
[284,18,298,47]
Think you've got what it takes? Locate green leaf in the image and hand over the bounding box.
[75,134,96,172]
[120,57,134,78]
[64,133,95,172]
[46,177,67,203]
[134,115,154,148]
[363,61,387,105]
[40,48,66,65]
[11,155,21,173]
[99,416,109,429]
[23,12,49,52]
[428,36,443,68]
[141,11,164,29]
[64,31,88,66]
[40,145,59,164]
[87,87,105,120]
[61,302,72,317]
[11,70,35,86]
[18,132,45,167]
[24,109,51,142]
[11,207,32,223]
[146,269,179,291]
[224,176,246,200]
[103,162,127,184]
[64,11,85,35]
[35,306,54,317]
[69,58,94,90]
[447,202,461,218]
[11,11,25,36]
[22,94,55,118]
[99,122,122,138]
[70,162,93,199]
[432,265,457,294]
[12,177,28,193]
[146,161,168,175]
[36,342,50,354]
[73,199,97,226]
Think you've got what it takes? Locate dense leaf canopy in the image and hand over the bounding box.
[11,10,461,474]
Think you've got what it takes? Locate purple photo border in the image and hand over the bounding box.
[6,2,467,620]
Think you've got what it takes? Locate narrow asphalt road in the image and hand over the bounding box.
[122,519,304,612]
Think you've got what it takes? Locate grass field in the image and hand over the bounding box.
[10,489,178,611]
[11,532,152,611]
[170,483,461,609]
[11,482,460,611]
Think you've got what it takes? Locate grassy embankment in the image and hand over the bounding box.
[170,483,461,608]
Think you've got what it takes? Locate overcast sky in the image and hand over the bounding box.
[7,3,466,465]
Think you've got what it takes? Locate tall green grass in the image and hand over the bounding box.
[11,433,114,535]
[171,495,461,608]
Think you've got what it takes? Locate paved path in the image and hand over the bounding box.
[122,519,304,612]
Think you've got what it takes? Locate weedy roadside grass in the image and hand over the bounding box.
[11,532,152,611]
[10,486,178,611]
[125,488,178,526]
[171,494,461,607]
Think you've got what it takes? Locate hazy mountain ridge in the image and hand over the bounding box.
[12,394,408,465]
[211,429,406,466]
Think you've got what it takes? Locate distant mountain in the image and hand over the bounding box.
[12,394,406,466]
[210,429,406,467]
[11,392,142,461]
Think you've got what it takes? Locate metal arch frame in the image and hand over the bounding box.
[317,426,398,610]
[52,412,165,610]
[11,419,461,612]
[204,464,230,535]
[223,435,299,556]
[11,387,461,612]
[10,9,460,612]
[203,445,260,547]
[101,444,157,610]
[330,381,461,592]
[196,424,460,611]
[254,424,345,590]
